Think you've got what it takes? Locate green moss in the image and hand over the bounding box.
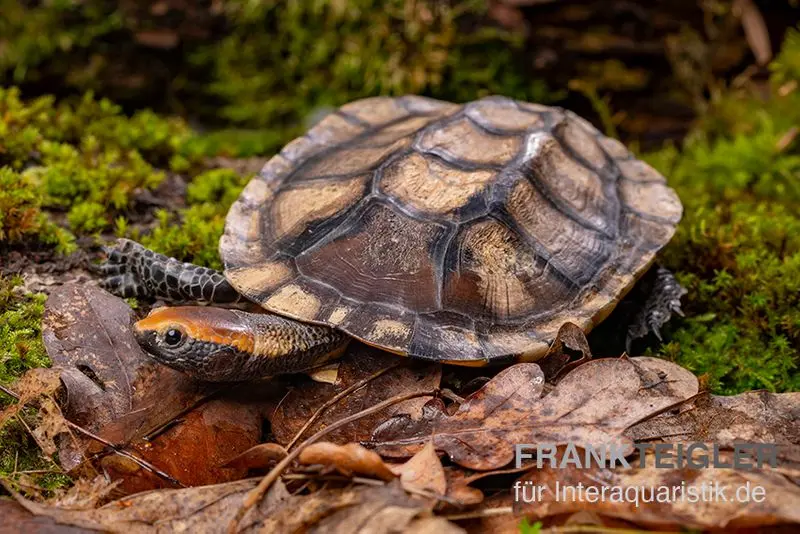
[2,1,550,158]
[0,87,201,244]
[646,30,800,394]
[0,276,49,388]
[136,169,250,269]
[198,0,549,136]
[0,167,72,252]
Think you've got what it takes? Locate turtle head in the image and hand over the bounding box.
[133,306,256,382]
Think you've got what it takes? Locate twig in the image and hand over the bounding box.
[286,362,402,450]
[282,473,386,487]
[439,388,465,404]
[143,388,224,441]
[227,389,438,533]
[65,420,184,488]
[0,383,20,401]
[444,506,514,520]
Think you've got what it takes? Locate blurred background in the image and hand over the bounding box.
[1,1,799,397]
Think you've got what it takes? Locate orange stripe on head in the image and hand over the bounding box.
[135,306,256,355]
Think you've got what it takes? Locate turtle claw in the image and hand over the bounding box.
[95,239,155,300]
[626,266,686,351]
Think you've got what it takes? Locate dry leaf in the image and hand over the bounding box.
[372,357,698,470]
[537,322,592,380]
[49,476,118,511]
[627,391,800,467]
[270,343,441,446]
[393,442,447,495]
[99,397,264,495]
[0,499,94,534]
[223,443,288,470]
[43,284,210,463]
[298,442,396,481]
[0,368,62,426]
[28,397,69,456]
[42,284,274,493]
[6,477,464,534]
[515,448,800,529]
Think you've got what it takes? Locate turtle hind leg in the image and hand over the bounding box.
[96,239,240,304]
[625,265,687,353]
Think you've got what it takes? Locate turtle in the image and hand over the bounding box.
[97,95,685,382]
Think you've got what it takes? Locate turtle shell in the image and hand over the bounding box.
[220,95,682,364]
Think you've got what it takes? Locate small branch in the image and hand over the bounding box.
[227,389,438,533]
[444,506,514,520]
[66,421,184,488]
[0,383,20,401]
[286,363,402,450]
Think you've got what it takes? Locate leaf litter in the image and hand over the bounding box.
[2,286,799,532]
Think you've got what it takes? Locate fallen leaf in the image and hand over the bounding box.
[41,283,272,492]
[371,357,698,470]
[43,284,210,458]
[515,448,800,529]
[443,468,485,506]
[628,391,800,475]
[6,477,464,534]
[270,342,441,446]
[0,498,94,534]
[298,442,396,481]
[0,368,62,427]
[99,397,264,495]
[392,442,447,496]
[536,322,592,380]
[49,476,117,511]
[28,397,69,456]
[223,443,288,470]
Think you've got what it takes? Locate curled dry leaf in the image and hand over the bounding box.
[393,441,447,496]
[515,448,800,529]
[536,322,592,380]
[6,477,464,534]
[442,468,485,506]
[270,342,441,446]
[298,442,396,481]
[371,357,698,470]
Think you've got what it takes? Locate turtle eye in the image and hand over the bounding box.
[163,328,184,347]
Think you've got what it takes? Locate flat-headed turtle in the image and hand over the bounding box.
[98,96,684,381]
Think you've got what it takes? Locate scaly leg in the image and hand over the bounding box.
[97,239,240,304]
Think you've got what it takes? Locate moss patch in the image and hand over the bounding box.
[0,87,201,250]
[135,169,250,270]
[647,29,800,394]
[0,276,49,388]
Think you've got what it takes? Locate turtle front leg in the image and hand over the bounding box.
[97,239,240,304]
[626,266,687,353]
